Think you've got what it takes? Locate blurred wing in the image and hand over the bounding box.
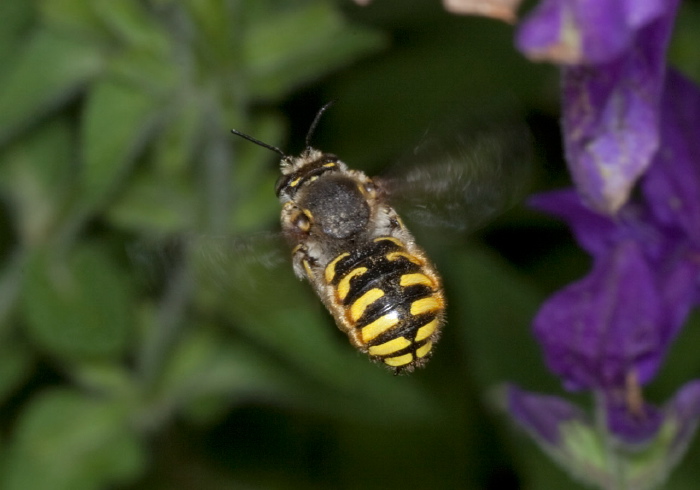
[380,121,532,233]
[127,231,289,297]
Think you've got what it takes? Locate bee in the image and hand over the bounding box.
[231,102,445,374]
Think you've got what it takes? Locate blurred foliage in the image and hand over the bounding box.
[0,0,698,489]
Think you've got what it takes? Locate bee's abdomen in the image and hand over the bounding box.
[324,236,445,372]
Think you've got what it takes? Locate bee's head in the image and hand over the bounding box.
[274,150,347,201]
[230,101,341,201]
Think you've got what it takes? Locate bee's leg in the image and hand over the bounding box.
[290,244,308,280]
[281,201,317,281]
[372,203,405,236]
[290,243,321,282]
[389,213,406,232]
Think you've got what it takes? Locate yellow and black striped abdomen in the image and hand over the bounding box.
[324,236,445,373]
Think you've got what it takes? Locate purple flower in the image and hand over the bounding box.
[604,387,663,445]
[507,385,588,445]
[502,73,700,479]
[506,382,700,486]
[528,209,697,399]
[531,237,665,392]
[530,71,700,400]
[518,0,680,213]
[642,70,700,248]
[504,0,700,484]
[517,0,671,65]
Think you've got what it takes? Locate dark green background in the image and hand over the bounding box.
[1,0,700,488]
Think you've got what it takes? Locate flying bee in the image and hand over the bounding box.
[231,102,446,374]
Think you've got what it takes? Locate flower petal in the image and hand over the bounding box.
[506,384,588,444]
[606,393,663,444]
[642,70,700,246]
[534,240,663,390]
[656,255,700,342]
[528,189,618,257]
[516,0,671,65]
[560,4,679,213]
[517,0,626,64]
[443,0,522,23]
[665,380,700,459]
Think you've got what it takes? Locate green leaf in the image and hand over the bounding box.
[669,2,700,86]
[39,0,106,41]
[0,28,103,146]
[0,389,144,490]
[0,117,74,245]
[106,48,178,95]
[243,1,385,99]
[182,0,238,67]
[151,92,206,178]
[0,0,34,67]
[93,0,170,55]
[0,249,27,336]
[228,113,286,232]
[79,78,167,210]
[70,361,135,398]
[230,172,279,232]
[0,342,34,405]
[449,246,554,390]
[21,243,134,359]
[106,168,197,233]
[155,326,302,424]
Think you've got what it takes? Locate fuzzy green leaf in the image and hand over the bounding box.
[39,0,106,40]
[0,0,34,66]
[0,389,144,490]
[21,244,134,359]
[0,343,34,405]
[79,78,166,210]
[449,246,553,389]
[106,168,197,233]
[243,1,385,99]
[151,93,206,178]
[0,28,103,145]
[155,326,303,425]
[93,0,170,55]
[0,118,74,245]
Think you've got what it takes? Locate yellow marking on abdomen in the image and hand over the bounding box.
[416,341,433,358]
[325,252,350,283]
[290,177,302,187]
[374,236,405,248]
[302,208,314,220]
[323,162,336,168]
[400,273,434,288]
[337,267,368,301]
[384,353,413,367]
[410,296,442,316]
[368,336,411,356]
[415,318,438,341]
[350,288,385,322]
[386,251,422,265]
[361,312,399,342]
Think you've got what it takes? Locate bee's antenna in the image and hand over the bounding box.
[230,129,287,158]
[305,100,336,149]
